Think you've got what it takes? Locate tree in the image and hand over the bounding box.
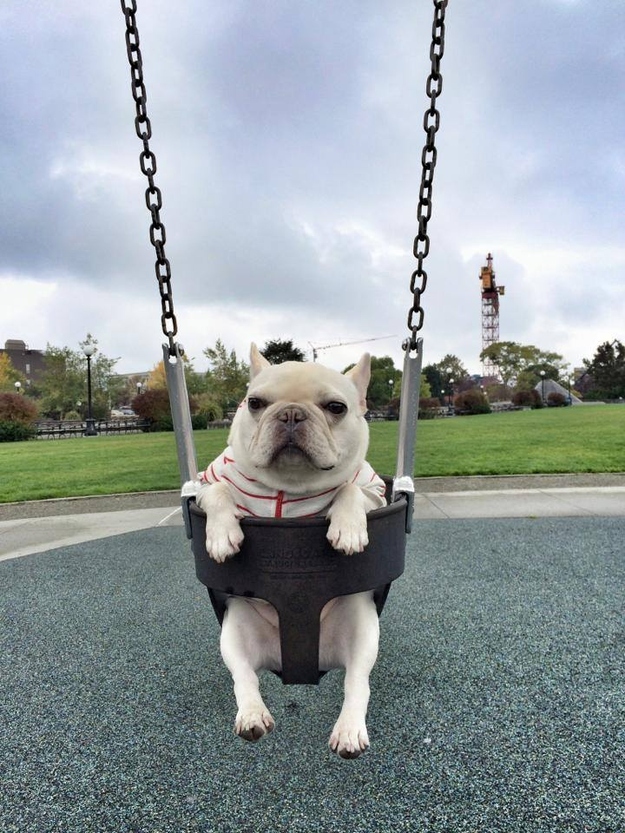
[480,341,568,389]
[146,360,168,390]
[342,355,402,410]
[147,354,205,396]
[136,354,219,425]
[480,342,525,388]
[368,356,402,409]
[582,340,625,400]
[0,353,26,393]
[424,354,470,404]
[203,340,249,413]
[38,346,82,418]
[261,339,306,364]
[387,374,431,419]
[38,336,120,419]
[132,388,200,431]
[183,358,207,396]
[423,364,443,400]
[435,354,470,385]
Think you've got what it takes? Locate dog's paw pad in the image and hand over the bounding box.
[329,723,370,759]
[235,710,275,742]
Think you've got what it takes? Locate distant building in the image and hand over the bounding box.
[1,339,46,386]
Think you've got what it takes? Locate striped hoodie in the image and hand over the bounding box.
[199,447,387,519]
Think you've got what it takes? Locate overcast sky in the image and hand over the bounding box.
[1,0,623,378]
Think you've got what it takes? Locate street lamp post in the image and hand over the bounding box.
[445,367,455,414]
[14,381,22,394]
[83,345,98,436]
[540,370,546,404]
[387,378,395,419]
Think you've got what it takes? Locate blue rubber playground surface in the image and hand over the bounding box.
[2,506,624,831]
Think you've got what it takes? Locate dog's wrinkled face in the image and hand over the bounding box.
[228,344,371,494]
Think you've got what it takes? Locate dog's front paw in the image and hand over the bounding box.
[329,719,370,759]
[235,708,275,742]
[326,484,369,555]
[196,482,244,562]
[327,517,369,555]
[205,518,244,563]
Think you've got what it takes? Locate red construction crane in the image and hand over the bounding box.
[479,253,505,377]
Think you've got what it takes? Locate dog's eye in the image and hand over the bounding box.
[325,401,347,416]
[247,397,266,412]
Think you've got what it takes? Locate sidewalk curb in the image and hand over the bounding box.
[1,474,624,522]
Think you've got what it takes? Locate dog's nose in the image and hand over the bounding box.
[278,406,307,425]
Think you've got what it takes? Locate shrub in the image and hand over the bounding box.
[0,393,38,442]
[0,392,38,423]
[194,392,223,423]
[0,421,37,442]
[132,389,199,432]
[418,397,442,419]
[386,397,400,421]
[132,389,171,431]
[453,389,491,415]
[512,389,542,409]
[547,392,568,407]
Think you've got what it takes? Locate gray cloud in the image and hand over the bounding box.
[0,0,623,375]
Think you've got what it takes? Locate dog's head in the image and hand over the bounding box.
[228,344,372,494]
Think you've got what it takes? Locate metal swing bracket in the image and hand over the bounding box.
[162,342,199,539]
[181,480,199,540]
[392,337,423,534]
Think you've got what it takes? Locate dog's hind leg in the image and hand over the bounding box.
[220,597,279,742]
[321,592,380,759]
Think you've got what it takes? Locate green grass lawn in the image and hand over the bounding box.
[1,405,623,503]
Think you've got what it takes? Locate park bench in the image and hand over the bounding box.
[35,419,150,439]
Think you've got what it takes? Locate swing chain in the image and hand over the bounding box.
[120,0,178,355]
[406,0,448,353]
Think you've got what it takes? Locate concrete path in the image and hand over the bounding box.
[415,485,625,520]
[0,506,182,562]
[1,476,624,561]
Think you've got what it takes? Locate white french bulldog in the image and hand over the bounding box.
[195,344,386,758]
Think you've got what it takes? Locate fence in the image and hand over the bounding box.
[35,418,149,439]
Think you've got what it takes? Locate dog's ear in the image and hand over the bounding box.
[344,353,371,415]
[250,343,271,379]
